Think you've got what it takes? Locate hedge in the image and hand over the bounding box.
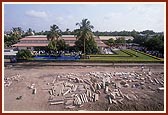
[120,50,138,57]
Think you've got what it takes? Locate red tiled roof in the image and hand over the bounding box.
[63,37,76,41]
[20,37,48,41]
[13,36,108,47]
[20,36,102,41]
[20,37,77,41]
[12,43,48,47]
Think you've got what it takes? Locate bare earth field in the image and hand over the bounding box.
[4,63,164,111]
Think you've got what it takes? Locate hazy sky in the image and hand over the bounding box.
[4,3,165,32]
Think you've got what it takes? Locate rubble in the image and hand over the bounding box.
[50,101,64,105]
[29,84,35,89]
[140,82,145,85]
[108,96,112,104]
[17,69,163,110]
[63,89,71,96]
[112,100,117,104]
[72,85,78,92]
[105,86,109,93]
[124,94,131,101]
[65,100,74,105]
[65,105,75,109]
[32,88,37,94]
[157,87,164,91]
[109,93,116,99]
[74,94,82,105]
[115,82,121,88]
[94,93,99,102]
[16,96,22,100]
[154,78,159,84]
[4,74,23,87]
[124,84,129,87]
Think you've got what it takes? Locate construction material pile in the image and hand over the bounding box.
[4,69,164,110]
[39,70,164,109]
[4,74,23,87]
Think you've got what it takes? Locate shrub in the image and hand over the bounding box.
[16,49,32,59]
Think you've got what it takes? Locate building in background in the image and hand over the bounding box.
[99,36,134,42]
[12,35,108,51]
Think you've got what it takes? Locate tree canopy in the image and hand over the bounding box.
[47,24,62,41]
[75,19,98,55]
[57,39,69,51]
[115,37,126,44]
[145,35,164,53]
[47,24,62,54]
[108,38,115,46]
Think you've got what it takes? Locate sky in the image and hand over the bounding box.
[4,3,165,32]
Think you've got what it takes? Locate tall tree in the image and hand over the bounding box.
[4,27,24,48]
[12,27,23,36]
[57,39,68,51]
[47,24,61,41]
[27,28,33,35]
[47,24,62,54]
[145,35,164,53]
[65,28,71,35]
[75,19,98,55]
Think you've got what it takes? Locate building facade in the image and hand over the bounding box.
[12,35,108,51]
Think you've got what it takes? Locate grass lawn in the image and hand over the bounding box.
[87,49,163,63]
[89,50,130,57]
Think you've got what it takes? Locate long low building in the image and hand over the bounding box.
[12,35,108,50]
[99,36,134,41]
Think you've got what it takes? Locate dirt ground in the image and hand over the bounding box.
[4,63,164,111]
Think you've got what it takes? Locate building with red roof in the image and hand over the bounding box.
[12,35,108,50]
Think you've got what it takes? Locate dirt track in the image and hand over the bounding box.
[4,63,165,111]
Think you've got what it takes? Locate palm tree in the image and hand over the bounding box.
[11,27,23,41]
[26,28,33,35]
[65,28,71,35]
[12,27,23,36]
[47,24,61,41]
[75,19,94,56]
[47,24,62,54]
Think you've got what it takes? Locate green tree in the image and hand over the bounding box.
[47,24,62,54]
[57,39,69,51]
[65,28,71,35]
[141,30,155,35]
[48,40,57,53]
[47,24,61,41]
[4,34,20,48]
[131,29,138,38]
[145,35,164,53]
[115,37,126,44]
[27,28,34,36]
[16,49,32,59]
[75,19,98,55]
[107,38,115,47]
[12,27,23,38]
[133,35,146,45]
